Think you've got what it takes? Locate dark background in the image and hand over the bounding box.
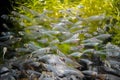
[0,0,13,33]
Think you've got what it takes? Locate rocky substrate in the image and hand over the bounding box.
[0,47,120,80]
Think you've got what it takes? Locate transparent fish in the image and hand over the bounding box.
[2,24,10,30]
[86,14,105,21]
[93,32,98,36]
[54,65,84,78]
[27,70,41,75]
[22,6,40,16]
[42,9,53,14]
[0,74,16,80]
[70,45,84,51]
[77,5,84,9]
[24,33,41,40]
[82,38,102,43]
[95,34,111,40]
[0,67,9,74]
[56,49,66,57]
[82,42,99,48]
[24,25,43,30]
[108,60,120,71]
[38,54,65,65]
[80,59,93,66]
[70,52,83,57]
[37,38,48,43]
[63,68,84,77]
[71,33,79,39]
[97,28,105,33]
[1,14,9,20]
[18,31,25,36]
[1,32,14,36]
[29,61,40,67]
[63,57,81,68]
[0,35,13,41]
[38,53,80,68]
[11,11,32,22]
[32,30,56,38]
[24,42,40,51]
[41,78,54,80]
[25,29,52,39]
[2,37,21,45]
[43,31,60,35]
[59,9,73,16]
[105,43,120,57]
[34,15,50,24]
[43,64,83,78]
[32,47,51,56]
[74,28,88,34]
[82,70,97,76]
[0,42,8,46]
[61,33,79,44]
[60,19,73,25]
[84,33,93,38]
[68,75,78,80]
[50,39,59,44]
[61,31,72,38]
[74,21,83,26]
[83,49,95,54]
[0,32,14,41]
[15,48,32,53]
[61,39,80,44]
[99,66,120,77]
[70,25,83,31]
[51,23,67,31]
